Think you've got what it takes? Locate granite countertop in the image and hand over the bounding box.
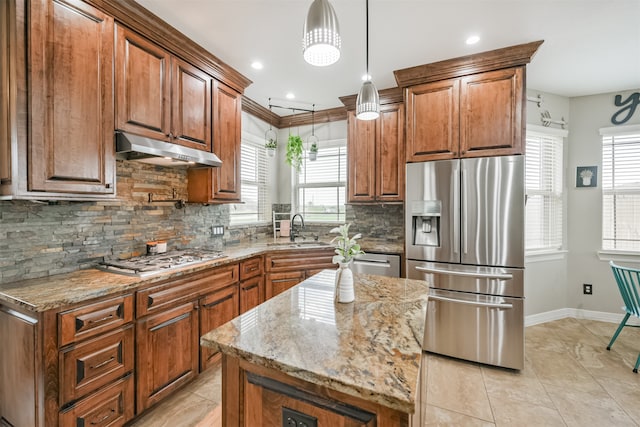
[201,270,428,414]
[0,237,404,312]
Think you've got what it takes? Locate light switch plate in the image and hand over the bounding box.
[212,225,224,236]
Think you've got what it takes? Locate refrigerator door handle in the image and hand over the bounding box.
[429,294,513,309]
[453,163,460,255]
[415,265,513,280]
[461,164,468,255]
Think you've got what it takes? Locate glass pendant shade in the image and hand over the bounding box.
[302,0,341,67]
[356,80,380,120]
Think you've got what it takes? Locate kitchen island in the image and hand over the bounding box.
[201,270,429,427]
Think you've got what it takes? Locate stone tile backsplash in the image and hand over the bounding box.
[0,161,403,285]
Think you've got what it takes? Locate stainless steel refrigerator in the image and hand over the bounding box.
[406,155,525,370]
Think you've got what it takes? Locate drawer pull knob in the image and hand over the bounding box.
[91,356,115,370]
[90,408,115,425]
[148,296,154,307]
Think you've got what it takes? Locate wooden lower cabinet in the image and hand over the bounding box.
[265,248,335,300]
[136,301,199,413]
[199,284,239,370]
[59,374,134,427]
[239,275,263,314]
[265,271,305,299]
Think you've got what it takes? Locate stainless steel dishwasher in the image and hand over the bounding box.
[352,253,401,277]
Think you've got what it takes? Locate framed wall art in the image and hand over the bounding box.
[576,166,597,188]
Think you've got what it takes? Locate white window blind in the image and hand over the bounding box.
[525,130,564,251]
[295,141,346,222]
[230,138,270,225]
[602,130,640,251]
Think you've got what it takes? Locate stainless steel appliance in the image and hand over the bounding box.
[352,253,400,277]
[98,249,226,277]
[406,155,525,370]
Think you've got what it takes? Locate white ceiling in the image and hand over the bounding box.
[135,0,640,115]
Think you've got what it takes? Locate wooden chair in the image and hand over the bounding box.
[607,261,640,373]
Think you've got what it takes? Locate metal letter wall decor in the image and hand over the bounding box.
[611,92,640,125]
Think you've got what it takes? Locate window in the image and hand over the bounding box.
[294,140,346,222]
[525,128,565,252]
[602,127,640,251]
[229,135,270,225]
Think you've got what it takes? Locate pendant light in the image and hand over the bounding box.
[302,0,341,67]
[355,0,379,120]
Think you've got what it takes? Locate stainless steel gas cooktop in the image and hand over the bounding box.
[98,249,226,277]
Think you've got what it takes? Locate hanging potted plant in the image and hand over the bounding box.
[286,134,304,171]
[309,142,318,161]
[264,125,277,158]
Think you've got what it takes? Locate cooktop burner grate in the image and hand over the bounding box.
[98,249,227,277]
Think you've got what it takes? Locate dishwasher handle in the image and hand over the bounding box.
[429,294,513,309]
[416,265,512,280]
[353,260,391,268]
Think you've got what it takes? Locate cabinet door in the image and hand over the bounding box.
[376,104,405,202]
[212,80,242,201]
[459,67,524,157]
[115,25,171,141]
[29,0,115,194]
[171,58,212,152]
[240,275,264,314]
[136,302,199,412]
[265,271,305,300]
[199,284,239,371]
[347,110,376,202]
[405,79,460,162]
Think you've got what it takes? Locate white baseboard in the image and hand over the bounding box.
[525,308,640,327]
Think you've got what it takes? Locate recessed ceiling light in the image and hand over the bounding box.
[286,93,295,100]
[466,35,480,45]
[251,61,263,70]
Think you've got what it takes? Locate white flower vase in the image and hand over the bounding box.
[335,262,355,303]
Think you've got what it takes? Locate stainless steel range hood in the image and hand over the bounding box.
[115,132,222,168]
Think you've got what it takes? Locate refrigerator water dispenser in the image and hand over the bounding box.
[411,201,441,247]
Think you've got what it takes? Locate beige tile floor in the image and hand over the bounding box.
[128,318,640,426]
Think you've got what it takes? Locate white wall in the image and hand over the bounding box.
[524,88,640,317]
[567,89,640,313]
[524,89,571,316]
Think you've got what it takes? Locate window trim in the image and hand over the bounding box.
[524,125,567,255]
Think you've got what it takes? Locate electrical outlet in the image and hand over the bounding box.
[212,225,224,236]
[583,283,593,295]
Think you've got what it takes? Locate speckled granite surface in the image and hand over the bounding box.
[201,270,428,414]
[0,237,405,312]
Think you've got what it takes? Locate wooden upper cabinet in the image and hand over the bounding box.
[406,79,460,162]
[459,67,524,157]
[29,0,115,195]
[115,24,213,152]
[347,103,404,203]
[115,25,171,141]
[347,111,376,202]
[406,67,524,161]
[172,58,212,151]
[187,80,242,203]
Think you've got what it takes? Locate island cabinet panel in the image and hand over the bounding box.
[199,284,239,371]
[405,79,460,162]
[405,67,524,162]
[459,67,524,157]
[29,0,115,195]
[59,374,134,427]
[347,104,405,203]
[115,25,213,152]
[136,301,199,413]
[186,81,243,203]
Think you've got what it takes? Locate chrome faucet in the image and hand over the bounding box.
[290,213,305,242]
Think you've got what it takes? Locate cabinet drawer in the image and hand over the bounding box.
[266,271,305,299]
[240,256,263,280]
[59,294,133,346]
[266,249,335,273]
[60,325,134,406]
[136,264,238,317]
[59,374,134,427]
